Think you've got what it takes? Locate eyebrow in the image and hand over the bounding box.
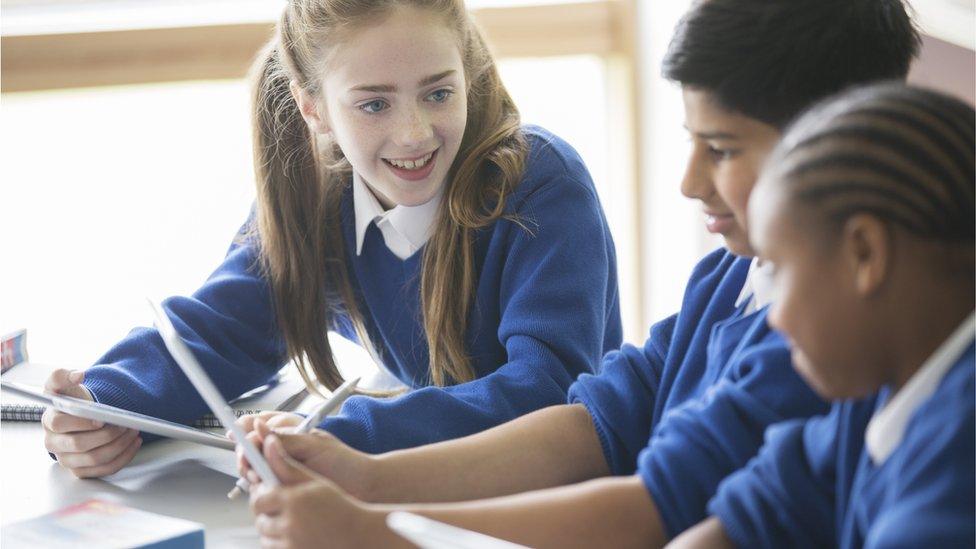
[349,70,457,93]
[682,125,740,141]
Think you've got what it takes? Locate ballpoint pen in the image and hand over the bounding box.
[227,376,360,499]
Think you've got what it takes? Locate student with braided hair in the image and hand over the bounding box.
[672,83,975,548]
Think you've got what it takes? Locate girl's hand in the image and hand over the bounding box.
[42,369,142,478]
[232,411,303,484]
[235,411,304,436]
[248,436,402,549]
[240,424,377,501]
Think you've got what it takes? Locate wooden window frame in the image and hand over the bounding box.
[2,2,629,92]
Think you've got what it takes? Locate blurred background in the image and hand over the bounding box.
[2,0,974,371]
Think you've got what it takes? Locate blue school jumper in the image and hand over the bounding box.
[709,344,975,548]
[81,125,623,453]
[568,248,828,538]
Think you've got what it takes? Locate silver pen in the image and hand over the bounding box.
[227,376,360,499]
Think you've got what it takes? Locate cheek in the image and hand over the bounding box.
[723,168,757,221]
[331,115,384,162]
[784,285,834,361]
[713,169,754,233]
[431,103,468,166]
[779,273,866,398]
[437,102,468,142]
[772,275,822,354]
[779,299,847,400]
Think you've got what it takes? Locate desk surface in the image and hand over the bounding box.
[1,421,260,547]
[0,349,381,547]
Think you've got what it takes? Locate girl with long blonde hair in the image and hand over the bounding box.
[40,0,621,478]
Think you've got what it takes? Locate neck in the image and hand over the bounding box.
[357,173,396,210]
[372,188,395,211]
[885,282,974,392]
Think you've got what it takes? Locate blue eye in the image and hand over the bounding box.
[359,100,388,114]
[427,89,453,103]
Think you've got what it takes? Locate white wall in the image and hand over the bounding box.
[635,0,719,329]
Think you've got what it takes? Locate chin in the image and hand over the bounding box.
[722,234,755,258]
[795,368,838,400]
[794,355,868,400]
[395,187,440,207]
[792,352,837,399]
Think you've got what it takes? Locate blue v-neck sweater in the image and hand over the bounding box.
[81,125,622,453]
[569,248,829,538]
[710,345,975,548]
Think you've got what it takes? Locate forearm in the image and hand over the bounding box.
[666,517,734,549]
[370,475,665,549]
[369,404,608,502]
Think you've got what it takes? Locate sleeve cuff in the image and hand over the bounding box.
[570,396,621,475]
[321,396,380,454]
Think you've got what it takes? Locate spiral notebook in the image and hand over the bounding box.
[1,364,310,428]
[1,403,264,428]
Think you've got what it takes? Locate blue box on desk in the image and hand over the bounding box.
[1,499,204,548]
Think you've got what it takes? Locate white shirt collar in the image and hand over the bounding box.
[865,311,976,465]
[735,258,775,314]
[353,172,441,260]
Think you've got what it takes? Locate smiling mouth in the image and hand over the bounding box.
[704,211,736,234]
[383,150,436,171]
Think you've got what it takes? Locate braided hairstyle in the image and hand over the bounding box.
[762,83,974,269]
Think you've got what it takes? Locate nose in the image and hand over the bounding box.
[680,144,714,202]
[393,105,434,150]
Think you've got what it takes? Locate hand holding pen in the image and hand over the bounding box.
[229,376,360,499]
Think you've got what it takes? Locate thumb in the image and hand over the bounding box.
[265,434,318,486]
[44,369,93,401]
[274,431,335,463]
[254,418,272,440]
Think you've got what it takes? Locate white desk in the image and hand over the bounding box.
[0,341,381,547]
[1,421,260,547]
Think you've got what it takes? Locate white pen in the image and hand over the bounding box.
[227,375,360,499]
[386,511,529,549]
[150,299,280,489]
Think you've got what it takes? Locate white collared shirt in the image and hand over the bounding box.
[865,311,976,465]
[734,258,776,315]
[353,172,441,260]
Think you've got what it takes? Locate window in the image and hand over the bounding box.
[2,0,647,370]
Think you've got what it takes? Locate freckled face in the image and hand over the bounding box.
[680,88,781,256]
[317,7,468,209]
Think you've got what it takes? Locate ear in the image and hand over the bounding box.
[289,80,331,136]
[840,214,892,297]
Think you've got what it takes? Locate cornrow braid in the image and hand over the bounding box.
[769,83,975,243]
